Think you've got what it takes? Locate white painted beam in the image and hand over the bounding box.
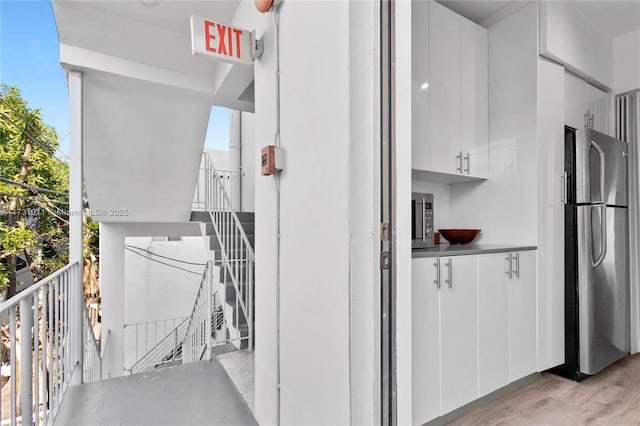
[60,44,216,98]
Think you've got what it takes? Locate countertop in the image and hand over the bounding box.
[412,243,537,258]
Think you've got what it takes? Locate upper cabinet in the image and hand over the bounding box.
[412,1,488,181]
[564,72,611,135]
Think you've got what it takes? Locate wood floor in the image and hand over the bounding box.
[451,354,640,425]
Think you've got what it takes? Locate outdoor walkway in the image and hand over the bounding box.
[54,360,258,426]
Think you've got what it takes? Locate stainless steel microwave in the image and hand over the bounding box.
[412,192,434,248]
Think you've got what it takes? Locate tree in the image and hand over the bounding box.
[0,84,70,297]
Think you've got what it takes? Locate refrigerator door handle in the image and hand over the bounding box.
[592,204,608,268]
[591,140,606,204]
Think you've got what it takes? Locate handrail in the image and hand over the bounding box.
[127,317,189,375]
[0,262,77,312]
[182,262,213,363]
[0,261,82,426]
[83,306,102,383]
[202,152,254,350]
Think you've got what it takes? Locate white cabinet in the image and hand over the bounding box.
[427,1,460,175]
[412,2,488,179]
[460,17,488,178]
[478,254,509,396]
[564,72,611,135]
[477,251,537,396]
[508,251,537,381]
[439,255,478,414]
[412,255,478,424]
[411,256,440,425]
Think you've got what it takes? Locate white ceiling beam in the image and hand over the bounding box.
[60,43,215,99]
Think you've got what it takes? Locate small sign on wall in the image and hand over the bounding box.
[190,15,259,65]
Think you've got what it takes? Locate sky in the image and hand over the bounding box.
[0,0,229,159]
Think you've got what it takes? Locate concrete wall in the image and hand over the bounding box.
[231,1,380,424]
[614,28,640,94]
[240,112,256,212]
[100,222,204,378]
[123,236,207,369]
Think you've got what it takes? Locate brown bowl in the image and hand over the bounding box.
[438,229,481,245]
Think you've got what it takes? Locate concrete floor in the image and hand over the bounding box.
[54,360,258,426]
[217,350,255,416]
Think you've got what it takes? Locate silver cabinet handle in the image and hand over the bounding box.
[589,113,594,129]
[444,258,452,288]
[505,254,512,279]
[433,258,440,289]
[561,171,568,204]
[464,152,470,174]
[456,151,462,173]
[513,252,520,278]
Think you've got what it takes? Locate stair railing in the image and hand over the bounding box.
[201,152,254,350]
[82,304,102,383]
[182,262,214,363]
[126,317,189,375]
[0,261,88,426]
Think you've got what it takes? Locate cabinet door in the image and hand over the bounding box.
[477,253,509,397]
[429,1,461,175]
[585,83,611,135]
[440,255,478,414]
[509,251,537,381]
[412,0,431,171]
[412,258,441,424]
[460,18,488,179]
[564,72,585,130]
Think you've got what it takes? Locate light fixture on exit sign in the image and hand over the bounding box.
[190,15,263,65]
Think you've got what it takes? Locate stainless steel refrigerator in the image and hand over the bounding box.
[556,127,630,381]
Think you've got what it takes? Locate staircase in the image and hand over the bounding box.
[191,211,255,350]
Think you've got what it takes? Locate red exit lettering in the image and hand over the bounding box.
[204,20,244,59]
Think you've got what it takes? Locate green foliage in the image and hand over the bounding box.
[0,84,76,293]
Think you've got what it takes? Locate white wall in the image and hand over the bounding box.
[396,0,413,423]
[206,149,230,171]
[240,112,256,212]
[449,3,539,245]
[614,28,640,94]
[123,236,207,369]
[230,1,380,424]
[539,1,613,89]
[99,222,203,378]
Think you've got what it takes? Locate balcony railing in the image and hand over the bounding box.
[0,261,96,426]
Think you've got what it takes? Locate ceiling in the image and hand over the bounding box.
[52,0,256,222]
[437,0,640,36]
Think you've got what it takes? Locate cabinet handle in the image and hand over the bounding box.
[512,252,520,278]
[433,258,440,289]
[464,152,470,174]
[505,254,512,279]
[590,113,594,129]
[444,258,452,288]
[456,151,462,173]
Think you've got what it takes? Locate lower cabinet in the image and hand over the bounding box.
[477,251,537,397]
[413,250,537,425]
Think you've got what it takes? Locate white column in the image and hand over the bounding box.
[99,224,126,378]
[68,71,84,384]
[229,110,242,211]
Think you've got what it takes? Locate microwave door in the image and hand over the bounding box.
[413,198,424,242]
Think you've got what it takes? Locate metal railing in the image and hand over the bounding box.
[124,316,187,373]
[82,305,101,384]
[125,318,189,375]
[193,159,242,212]
[0,261,83,426]
[183,262,214,363]
[201,153,254,350]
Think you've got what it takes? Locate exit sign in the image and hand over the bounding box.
[190,15,257,65]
